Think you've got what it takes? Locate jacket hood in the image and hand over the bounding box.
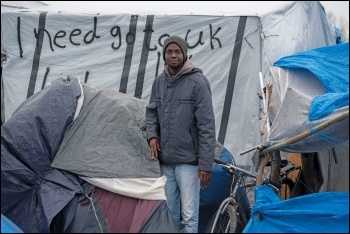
[164,59,197,78]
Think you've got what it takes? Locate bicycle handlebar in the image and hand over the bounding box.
[214,158,230,166]
[214,158,281,189]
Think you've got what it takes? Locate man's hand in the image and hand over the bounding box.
[198,170,211,189]
[149,137,160,160]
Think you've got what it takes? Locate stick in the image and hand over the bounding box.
[259,109,349,156]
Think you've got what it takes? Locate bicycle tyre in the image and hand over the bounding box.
[204,204,241,233]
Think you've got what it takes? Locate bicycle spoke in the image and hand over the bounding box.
[208,204,240,233]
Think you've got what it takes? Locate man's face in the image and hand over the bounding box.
[164,43,184,70]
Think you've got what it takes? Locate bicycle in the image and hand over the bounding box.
[204,158,285,233]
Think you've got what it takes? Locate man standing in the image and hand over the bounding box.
[145,35,216,233]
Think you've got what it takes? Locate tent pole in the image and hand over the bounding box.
[259,72,271,134]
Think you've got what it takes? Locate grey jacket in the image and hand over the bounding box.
[145,60,216,171]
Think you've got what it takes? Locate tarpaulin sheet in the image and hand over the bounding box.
[243,185,349,233]
[1,77,83,233]
[274,42,349,120]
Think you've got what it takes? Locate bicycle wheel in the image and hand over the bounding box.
[204,203,241,233]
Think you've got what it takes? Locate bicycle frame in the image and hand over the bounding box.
[209,166,253,233]
[207,158,282,233]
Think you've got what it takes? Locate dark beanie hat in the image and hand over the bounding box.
[163,35,188,61]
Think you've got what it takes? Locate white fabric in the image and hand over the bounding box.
[72,76,84,122]
[81,175,167,200]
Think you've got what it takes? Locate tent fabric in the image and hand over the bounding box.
[243,185,349,233]
[51,84,166,200]
[91,186,167,233]
[63,175,179,233]
[1,77,84,233]
[60,178,164,233]
[22,1,292,16]
[52,84,160,179]
[82,176,167,200]
[137,200,180,233]
[63,180,109,233]
[259,1,337,79]
[274,42,349,120]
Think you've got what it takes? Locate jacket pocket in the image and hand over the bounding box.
[178,99,195,104]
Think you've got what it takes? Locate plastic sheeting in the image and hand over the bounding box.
[260,43,349,153]
[261,65,349,153]
[243,185,349,233]
[1,77,83,233]
[274,42,349,120]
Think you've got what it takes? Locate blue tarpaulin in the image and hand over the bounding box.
[274,42,349,120]
[1,214,23,233]
[243,185,349,233]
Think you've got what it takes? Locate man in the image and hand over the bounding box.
[145,35,216,233]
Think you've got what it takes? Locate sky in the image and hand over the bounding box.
[40,1,349,19]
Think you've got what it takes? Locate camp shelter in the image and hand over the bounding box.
[257,42,349,194]
[242,42,349,233]
[1,75,244,232]
[0,77,177,232]
[264,43,348,153]
[1,0,338,175]
[1,1,348,232]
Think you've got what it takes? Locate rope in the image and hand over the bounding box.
[85,193,104,233]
